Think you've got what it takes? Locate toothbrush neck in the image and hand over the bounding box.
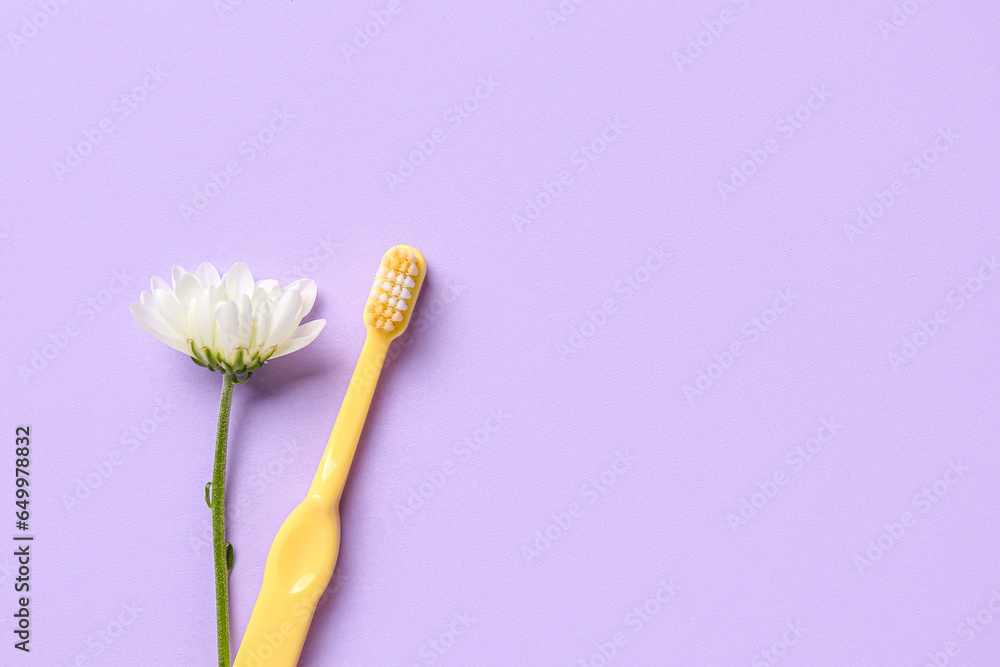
[309,332,391,503]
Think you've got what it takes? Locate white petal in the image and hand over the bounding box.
[285,278,317,319]
[263,289,303,349]
[174,273,202,309]
[152,289,188,337]
[151,276,170,293]
[251,285,269,312]
[199,288,219,350]
[131,303,189,353]
[251,301,271,350]
[272,319,325,358]
[215,300,239,361]
[236,294,253,348]
[171,265,187,289]
[253,280,282,307]
[186,297,202,348]
[196,262,222,287]
[289,319,325,342]
[225,262,254,301]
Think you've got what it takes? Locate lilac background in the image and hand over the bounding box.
[2,1,999,665]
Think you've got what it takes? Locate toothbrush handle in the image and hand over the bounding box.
[310,333,390,503]
[233,497,339,667]
[233,334,390,667]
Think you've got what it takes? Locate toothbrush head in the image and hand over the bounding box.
[364,245,426,338]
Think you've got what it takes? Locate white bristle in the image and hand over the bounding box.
[366,248,422,333]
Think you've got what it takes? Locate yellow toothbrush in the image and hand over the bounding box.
[234,245,426,667]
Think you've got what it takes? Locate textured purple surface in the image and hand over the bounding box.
[2,1,999,665]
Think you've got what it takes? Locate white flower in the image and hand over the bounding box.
[131,261,325,376]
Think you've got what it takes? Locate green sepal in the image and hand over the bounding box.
[189,340,210,367]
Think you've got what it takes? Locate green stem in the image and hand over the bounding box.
[211,373,236,666]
